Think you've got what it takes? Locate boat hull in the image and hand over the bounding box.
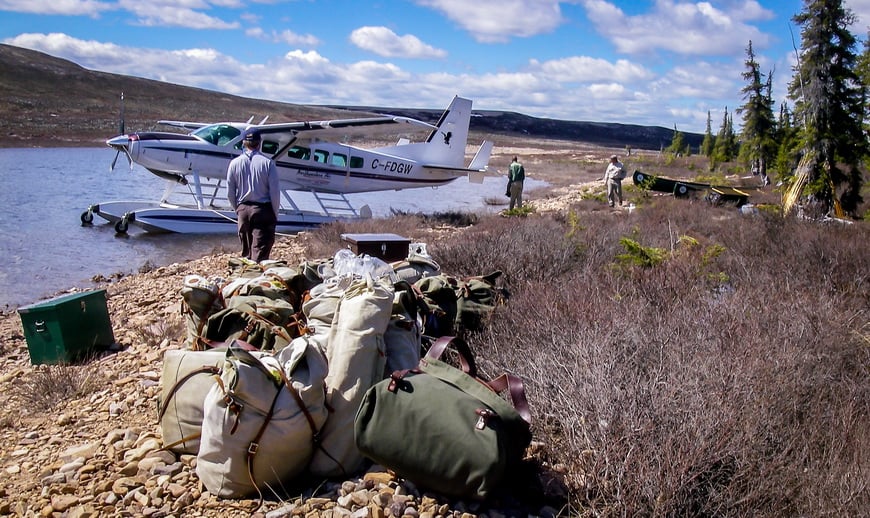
[631,170,749,206]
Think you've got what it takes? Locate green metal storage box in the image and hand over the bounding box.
[17,289,115,365]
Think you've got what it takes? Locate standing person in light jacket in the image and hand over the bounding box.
[226,131,280,262]
[603,154,626,207]
[508,156,525,210]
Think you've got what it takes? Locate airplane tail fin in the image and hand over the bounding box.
[377,96,474,168]
[422,96,473,167]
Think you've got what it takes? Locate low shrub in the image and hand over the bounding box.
[18,364,104,411]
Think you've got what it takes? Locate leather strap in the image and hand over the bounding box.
[424,336,477,376]
[246,385,283,510]
[486,373,532,424]
[157,365,220,422]
[198,338,259,351]
[160,431,202,452]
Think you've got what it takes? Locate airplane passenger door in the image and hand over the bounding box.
[330,145,353,187]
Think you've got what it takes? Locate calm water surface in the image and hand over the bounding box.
[0,147,541,309]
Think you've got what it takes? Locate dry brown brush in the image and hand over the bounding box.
[432,200,868,516]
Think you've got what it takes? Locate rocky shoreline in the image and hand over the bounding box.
[0,182,598,517]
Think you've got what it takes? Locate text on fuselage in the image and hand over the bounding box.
[371,159,413,175]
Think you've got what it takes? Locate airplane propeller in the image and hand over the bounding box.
[109,91,133,171]
[107,135,133,171]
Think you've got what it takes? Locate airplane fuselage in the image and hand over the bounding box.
[115,130,461,194]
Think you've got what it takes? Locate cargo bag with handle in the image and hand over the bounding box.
[354,336,532,499]
[158,344,266,455]
[158,348,229,455]
[196,339,328,500]
[454,270,505,333]
[203,295,301,351]
[308,274,393,478]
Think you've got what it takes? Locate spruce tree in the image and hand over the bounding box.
[701,110,715,158]
[712,108,736,164]
[773,103,801,180]
[789,0,866,216]
[665,124,686,156]
[737,41,776,186]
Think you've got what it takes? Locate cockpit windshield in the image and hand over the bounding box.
[192,124,241,146]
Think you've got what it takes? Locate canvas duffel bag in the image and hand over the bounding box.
[180,275,226,349]
[413,274,459,337]
[196,340,328,500]
[383,281,423,377]
[455,270,505,333]
[308,275,393,478]
[203,295,302,351]
[354,336,532,499]
[158,344,263,455]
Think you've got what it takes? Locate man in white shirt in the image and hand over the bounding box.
[226,131,280,261]
[603,154,626,207]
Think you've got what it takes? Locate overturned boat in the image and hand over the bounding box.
[631,170,750,206]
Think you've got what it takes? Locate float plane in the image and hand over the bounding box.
[83,96,493,234]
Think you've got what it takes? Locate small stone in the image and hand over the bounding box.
[153,462,183,477]
[50,494,79,512]
[119,461,139,476]
[59,443,97,462]
[111,476,141,495]
[350,490,371,507]
[59,459,85,474]
[166,483,187,498]
[363,472,394,486]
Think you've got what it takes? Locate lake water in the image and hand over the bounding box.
[0,147,540,309]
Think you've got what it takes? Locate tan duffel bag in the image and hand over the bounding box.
[158,345,266,455]
[196,338,329,500]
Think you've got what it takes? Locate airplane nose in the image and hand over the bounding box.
[107,134,135,170]
[106,134,130,150]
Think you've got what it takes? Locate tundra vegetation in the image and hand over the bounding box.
[298,193,869,516]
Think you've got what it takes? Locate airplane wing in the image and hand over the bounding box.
[157,120,211,130]
[253,115,437,141]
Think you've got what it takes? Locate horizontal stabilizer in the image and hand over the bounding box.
[469,140,493,171]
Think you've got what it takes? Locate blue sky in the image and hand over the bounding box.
[2,0,870,133]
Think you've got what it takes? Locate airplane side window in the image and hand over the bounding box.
[331,153,347,167]
[313,150,328,163]
[350,156,364,168]
[261,141,278,155]
[288,146,310,160]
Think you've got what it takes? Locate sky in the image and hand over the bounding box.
[3,0,870,134]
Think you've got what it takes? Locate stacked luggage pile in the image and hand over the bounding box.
[160,244,530,505]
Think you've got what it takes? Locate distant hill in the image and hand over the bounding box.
[0,44,701,150]
[330,104,702,151]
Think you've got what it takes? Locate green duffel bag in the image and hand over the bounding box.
[203,297,299,351]
[455,270,505,333]
[354,337,532,499]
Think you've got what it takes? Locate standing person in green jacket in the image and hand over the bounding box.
[507,156,525,210]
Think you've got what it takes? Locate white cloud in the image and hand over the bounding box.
[116,0,238,29]
[529,56,655,83]
[582,0,773,56]
[5,31,740,132]
[247,27,320,46]
[845,0,870,30]
[414,0,564,43]
[0,0,113,17]
[349,27,446,59]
